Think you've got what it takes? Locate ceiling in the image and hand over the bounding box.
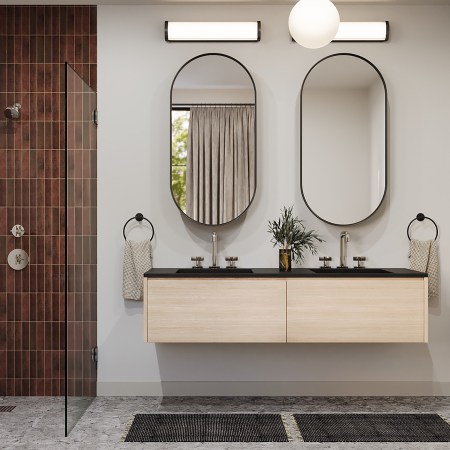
[2,0,450,5]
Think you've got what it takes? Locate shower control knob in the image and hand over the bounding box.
[10,224,25,237]
[7,249,29,270]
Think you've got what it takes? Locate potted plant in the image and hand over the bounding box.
[268,205,323,271]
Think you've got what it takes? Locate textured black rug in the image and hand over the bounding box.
[124,413,289,442]
[0,406,16,412]
[294,413,450,442]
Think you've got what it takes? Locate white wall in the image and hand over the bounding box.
[98,4,450,395]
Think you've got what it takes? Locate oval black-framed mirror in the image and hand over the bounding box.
[300,53,387,226]
[170,53,257,226]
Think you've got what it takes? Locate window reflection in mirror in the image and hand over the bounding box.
[170,53,256,226]
[171,110,189,212]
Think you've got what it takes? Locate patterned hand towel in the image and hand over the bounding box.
[409,239,439,298]
[123,239,152,301]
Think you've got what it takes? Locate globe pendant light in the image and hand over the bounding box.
[289,0,340,49]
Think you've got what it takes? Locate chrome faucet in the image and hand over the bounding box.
[339,231,350,268]
[210,232,219,268]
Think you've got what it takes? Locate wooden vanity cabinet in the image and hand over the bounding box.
[287,278,428,343]
[144,275,428,343]
[145,278,286,343]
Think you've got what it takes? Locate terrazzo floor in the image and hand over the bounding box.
[2,396,450,449]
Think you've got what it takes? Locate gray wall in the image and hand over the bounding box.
[97,4,450,395]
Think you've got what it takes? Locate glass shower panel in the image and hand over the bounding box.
[65,63,97,436]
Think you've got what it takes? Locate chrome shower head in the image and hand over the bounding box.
[4,103,21,120]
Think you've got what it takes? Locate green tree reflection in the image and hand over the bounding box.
[171,110,189,212]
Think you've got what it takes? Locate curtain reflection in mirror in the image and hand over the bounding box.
[184,106,255,225]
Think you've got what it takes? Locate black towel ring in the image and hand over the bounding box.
[407,213,438,241]
[123,213,155,241]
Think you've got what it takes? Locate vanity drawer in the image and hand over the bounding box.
[145,278,286,343]
[287,278,428,343]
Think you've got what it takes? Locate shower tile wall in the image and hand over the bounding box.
[0,6,97,396]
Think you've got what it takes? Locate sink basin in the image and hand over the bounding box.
[310,268,391,274]
[176,268,254,274]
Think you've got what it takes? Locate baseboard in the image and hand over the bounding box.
[97,381,450,397]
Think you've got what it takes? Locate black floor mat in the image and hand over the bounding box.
[0,406,16,412]
[293,413,450,442]
[124,413,289,442]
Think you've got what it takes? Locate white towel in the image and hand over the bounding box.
[123,239,153,301]
[409,239,439,298]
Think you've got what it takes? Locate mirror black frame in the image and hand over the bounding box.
[170,52,257,226]
[300,52,388,226]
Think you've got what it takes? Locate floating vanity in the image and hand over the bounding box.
[144,269,428,344]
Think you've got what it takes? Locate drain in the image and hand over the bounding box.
[0,406,16,412]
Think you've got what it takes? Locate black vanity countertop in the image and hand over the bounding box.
[144,268,427,278]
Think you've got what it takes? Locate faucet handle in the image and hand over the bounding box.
[319,256,332,268]
[353,256,366,268]
[225,256,238,268]
[191,256,204,268]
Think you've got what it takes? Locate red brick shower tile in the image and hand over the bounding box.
[51,321,60,350]
[43,63,52,92]
[20,293,29,322]
[0,39,6,63]
[0,294,6,321]
[67,6,75,35]
[36,264,45,293]
[6,179,14,207]
[0,351,6,380]
[21,6,30,35]
[29,350,37,378]
[44,108,52,138]
[57,6,66,35]
[5,266,15,293]
[74,208,83,235]
[0,180,6,206]
[14,6,23,33]
[74,7,83,36]
[6,8,15,36]
[35,7,45,36]
[5,294,13,322]
[14,296,22,323]
[0,7,7,34]
[22,322,30,350]
[51,179,60,207]
[43,7,53,37]
[13,36,22,64]
[35,322,44,352]
[44,379,52,397]
[44,179,51,206]
[21,179,29,206]
[21,121,30,150]
[44,322,51,353]
[67,37,76,68]
[6,34,14,62]
[35,36,45,64]
[22,37,31,66]
[0,323,6,352]
[36,350,45,378]
[51,7,60,36]
[6,350,14,379]
[74,36,84,63]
